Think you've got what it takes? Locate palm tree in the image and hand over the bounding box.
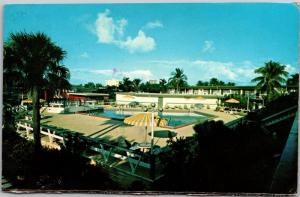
[159,79,167,93]
[286,73,299,86]
[4,32,70,153]
[251,61,288,102]
[120,77,133,92]
[168,68,187,93]
[132,78,142,92]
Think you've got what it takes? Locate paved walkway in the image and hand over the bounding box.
[41,109,240,148]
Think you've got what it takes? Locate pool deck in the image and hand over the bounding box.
[41,108,241,148]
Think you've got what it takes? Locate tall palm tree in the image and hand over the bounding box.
[132,78,142,92]
[168,68,187,93]
[4,32,70,153]
[159,78,167,93]
[286,73,299,86]
[120,77,133,92]
[251,61,288,102]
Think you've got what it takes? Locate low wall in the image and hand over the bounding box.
[116,93,218,109]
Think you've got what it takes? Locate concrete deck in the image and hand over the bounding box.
[41,109,241,148]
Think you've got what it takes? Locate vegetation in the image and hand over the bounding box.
[168,68,188,93]
[197,78,235,87]
[286,73,299,87]
[221,94,251,109]
[155,94,297,192]
[4,32,71,153]
[72,82,103,92]
[252,61,288,103]
[2,126,119,190]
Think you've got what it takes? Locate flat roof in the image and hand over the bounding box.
[68,92,109,97]
[117,92,220,99]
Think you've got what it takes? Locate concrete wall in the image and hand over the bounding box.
[116,94,218,109]
[116,94,158,105]
[163,97,217,109]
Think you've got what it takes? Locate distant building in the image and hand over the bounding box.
[65,92,109,102]
[106,79,120,87]
[148,80,159,84]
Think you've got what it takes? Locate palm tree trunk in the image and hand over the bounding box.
[32,85,42,153]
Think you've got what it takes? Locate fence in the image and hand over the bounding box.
[16,120,161,182]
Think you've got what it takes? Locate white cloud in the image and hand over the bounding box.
[94,9,156,53]
[146,59,189,66]
[192,60,237,80]
[80,52,89,58]
[202,40,215,53]
[144,20,163,29]
[121,31,156,53]
[285,64,297,74]
[73,68,153,81]
[94,9,127,43]
[122,69,153,79]
[93,69,114,76]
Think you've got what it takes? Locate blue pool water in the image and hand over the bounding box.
[91,110,208,127]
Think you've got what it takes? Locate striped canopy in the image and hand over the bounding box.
[124,112,168,127]
[225,98,240,104]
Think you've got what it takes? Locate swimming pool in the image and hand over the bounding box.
[90,110,208,128]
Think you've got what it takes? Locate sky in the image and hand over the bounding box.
[4,3,299,85]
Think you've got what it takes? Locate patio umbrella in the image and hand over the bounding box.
[124,112,168,151]
[225,98,240,103]
[124,112,168,127]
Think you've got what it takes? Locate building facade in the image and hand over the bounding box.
[105,79,120,87]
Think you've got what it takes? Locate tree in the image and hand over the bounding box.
[168,68,187,93]
[196,80,205,86]
[209,78,219,86]
[227,82,235,86]
[132,78,142,92]
[4,32,70,153]
[84,82,96,89]
[159,79,167,93]
[119,77,133,92]
[251,61,288,102]
[286,73,299,86]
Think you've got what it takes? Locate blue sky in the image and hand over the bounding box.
[4,3,299,85]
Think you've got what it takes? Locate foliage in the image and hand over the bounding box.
[119,77,133,92]
[168,68,188,93]
[252,92,298,120]
[2,127,119,190]
[4,32,71,152]
[140,82,161,93]
[286,73,299,87]
[156,94,298,192]
[159,79,168,93]
[72,82,103,92]
[132,78,142,92]
[197,78,235,87]
[155,118,292,192]
[252,61,288,103]
[222,94,250,109]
